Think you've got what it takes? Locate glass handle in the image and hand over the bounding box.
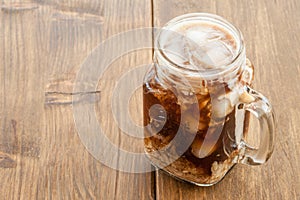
[237,86,275,165]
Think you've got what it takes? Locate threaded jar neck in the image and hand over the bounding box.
[154,13,246,88]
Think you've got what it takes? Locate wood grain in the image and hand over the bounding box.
[153,0,300,199]
[0,0,154,199]
[0,0,299,199]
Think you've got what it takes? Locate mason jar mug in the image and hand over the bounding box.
[143,13,275,186]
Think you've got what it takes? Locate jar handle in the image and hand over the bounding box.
[237,85,275,165]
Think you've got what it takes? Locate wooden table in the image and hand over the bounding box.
[0,0,299,199]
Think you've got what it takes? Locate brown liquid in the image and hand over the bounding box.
[143,75,248,184]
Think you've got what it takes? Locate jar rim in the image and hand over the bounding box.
[154,13,245,80]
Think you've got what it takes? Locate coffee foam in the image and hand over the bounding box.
[159,20,238,71]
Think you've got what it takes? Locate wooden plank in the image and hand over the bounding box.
[153,0,300,199]
[0,0,154,199]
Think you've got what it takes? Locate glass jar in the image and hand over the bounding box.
[143,13,275,186]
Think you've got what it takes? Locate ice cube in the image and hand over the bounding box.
[182,25,236,69]
[191,136,217,158]
[158,22,238,70]
[204,40,234,66]
[185,27,223,46]
[211,98,233,118]
[160,31,189,66]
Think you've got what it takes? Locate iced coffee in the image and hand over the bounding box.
[143,14,255,185]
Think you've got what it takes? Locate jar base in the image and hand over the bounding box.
[157,163,236,186]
